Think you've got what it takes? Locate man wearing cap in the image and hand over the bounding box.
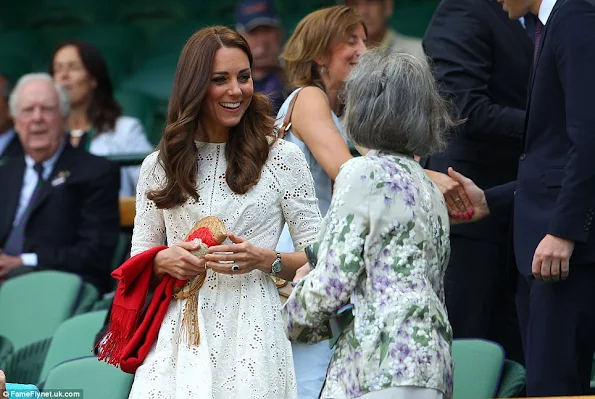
[235,0,286,114]
[343,0,424,58]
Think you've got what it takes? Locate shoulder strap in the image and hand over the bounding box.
[278,88,304,138]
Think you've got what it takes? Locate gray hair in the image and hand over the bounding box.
[9,73,70,118]
[343,46,454,157]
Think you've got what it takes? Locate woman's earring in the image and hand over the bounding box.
[320,66,328,74]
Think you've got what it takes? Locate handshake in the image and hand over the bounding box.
[425,167,490,224]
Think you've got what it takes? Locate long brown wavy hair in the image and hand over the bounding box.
[148,26,275,209]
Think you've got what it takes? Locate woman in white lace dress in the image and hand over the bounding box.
[127,27,321,398]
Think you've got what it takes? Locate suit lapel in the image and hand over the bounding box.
[523,0,566,136]
[528,0,565,92]
[0,158,26,244]
[28,144,76,219]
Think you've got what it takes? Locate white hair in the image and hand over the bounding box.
[9,73,70,118]
[343,47,454,157]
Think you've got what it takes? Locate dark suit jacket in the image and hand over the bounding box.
[0,130,23,165]
[0,143,120,293]
[487,0,595,275]
[422,0,533,242]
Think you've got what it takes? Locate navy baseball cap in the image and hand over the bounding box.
[235,0,281,32]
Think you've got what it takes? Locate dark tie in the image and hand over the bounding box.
[534,19,543,62]
[3,163,45,256]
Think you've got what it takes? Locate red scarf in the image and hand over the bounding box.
[97,227,220,374]
[96,246,186,373]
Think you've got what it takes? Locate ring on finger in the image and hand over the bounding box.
[454,197,461,202]
[231,264,240,272]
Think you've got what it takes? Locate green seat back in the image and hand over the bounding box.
[2,337,52,384]
[118,1,189,44]
[35,25,85,61]
[0,334,14,368]
[43,356,133,399]
[391,0,438,38]
[0,271,83,351]
[72,283,100,316]
[496,360,526,398]
[38,310,108,384]
[147,19,210,59]
[0,31,40,80]
[115,90,156,138]
[452,339,505,399]
[120,53,178,103]
[75,24,146,85]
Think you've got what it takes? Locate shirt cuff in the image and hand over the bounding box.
[20,253,38,267]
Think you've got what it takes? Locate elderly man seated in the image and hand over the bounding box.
[0,73,120,294]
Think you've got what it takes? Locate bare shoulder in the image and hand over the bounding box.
[294,86,331,113]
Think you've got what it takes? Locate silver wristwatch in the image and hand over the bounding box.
[271,251,283,275]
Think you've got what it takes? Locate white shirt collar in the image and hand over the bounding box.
[538,0,557,25]
[24,140,66,180]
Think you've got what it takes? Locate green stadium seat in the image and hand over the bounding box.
[28,7,94,29]
[38,310,108,385]
[0,271,85,352]
[119,53,178,103]
[115,90,156,141]
[75,25,146,85]
[496,360,526,398]
[43,356,133,399]
[391,0,438,38]
[0,55,33,84]
[452,339,505,399]
[147,19,210,59]
[3,2,41,29]
[118,0,190,44]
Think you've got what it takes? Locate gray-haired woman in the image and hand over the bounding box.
[282,47,455,399]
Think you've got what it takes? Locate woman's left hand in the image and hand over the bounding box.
[204,233,272,275]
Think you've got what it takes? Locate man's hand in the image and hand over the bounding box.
[447,167,490,224]
[532,235,575,282]
[0,253,24,278]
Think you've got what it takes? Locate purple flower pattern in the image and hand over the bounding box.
[282,154,453,398]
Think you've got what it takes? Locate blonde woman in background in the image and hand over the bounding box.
[274,6,366,398]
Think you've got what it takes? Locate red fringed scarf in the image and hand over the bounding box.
[97,227,220,374]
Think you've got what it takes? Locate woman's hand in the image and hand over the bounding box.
[447,167,490,224]
[425,169,474,219]
[293,263,312,283]
[154,241,206,281]
[204,233,274,275]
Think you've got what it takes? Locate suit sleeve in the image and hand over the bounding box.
[423,0,525,139]
[35,160,120,278]
[548,6,595,243]
[485,181,516,228]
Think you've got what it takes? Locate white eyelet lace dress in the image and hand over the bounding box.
[127,139,322,398]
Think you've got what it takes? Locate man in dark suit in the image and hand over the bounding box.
[0,74,22,164]
[422,0,532,364]
[451,0,595,395]
[0,73,120,295]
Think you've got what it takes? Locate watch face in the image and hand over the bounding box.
[272,259,282,273]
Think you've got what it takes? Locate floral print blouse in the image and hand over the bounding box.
[282,152,453,398]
